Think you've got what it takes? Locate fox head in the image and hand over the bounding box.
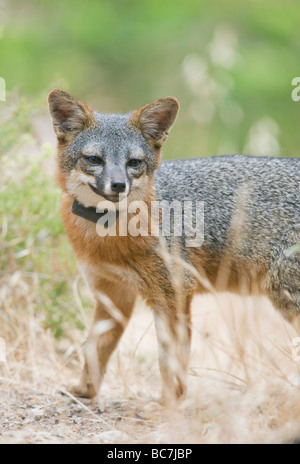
[48,90,179,208]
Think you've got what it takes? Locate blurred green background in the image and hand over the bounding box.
[1,0,300,338]
[2,0,300,157]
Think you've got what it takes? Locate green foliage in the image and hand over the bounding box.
[0,96,34,155]
[1,0,300,157]
[284,243,300,258]
[0,118,84,338]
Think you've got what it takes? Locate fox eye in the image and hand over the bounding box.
[85,156,104,166]
[127,159,143,169]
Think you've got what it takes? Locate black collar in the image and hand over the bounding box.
[72,199,119,224]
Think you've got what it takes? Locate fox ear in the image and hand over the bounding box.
[48,89,95,142]
[130,97,179,148]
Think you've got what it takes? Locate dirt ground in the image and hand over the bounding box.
[1,294,300,444]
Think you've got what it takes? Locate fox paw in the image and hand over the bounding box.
[69,382,97,399]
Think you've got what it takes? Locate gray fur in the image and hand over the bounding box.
[156,155,299,255]
[49,90,300,400]
[155,155,300,318]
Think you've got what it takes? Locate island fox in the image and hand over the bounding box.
[48,89,300,401]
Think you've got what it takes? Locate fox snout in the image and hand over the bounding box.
[89,167,128,202]
[88,180,126,199]
[111,179,126,193]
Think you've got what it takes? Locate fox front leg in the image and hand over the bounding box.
[153,296,192,403]
[71,280,136,398]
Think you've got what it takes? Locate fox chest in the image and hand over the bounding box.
[79,259,147,294]
[67,214,174,299]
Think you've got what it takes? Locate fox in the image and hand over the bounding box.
[48,89,300,402]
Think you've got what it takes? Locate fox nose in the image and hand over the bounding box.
[111,179,126,194]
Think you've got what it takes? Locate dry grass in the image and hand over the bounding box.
[2,285,300,444]
[1,99,300,444]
